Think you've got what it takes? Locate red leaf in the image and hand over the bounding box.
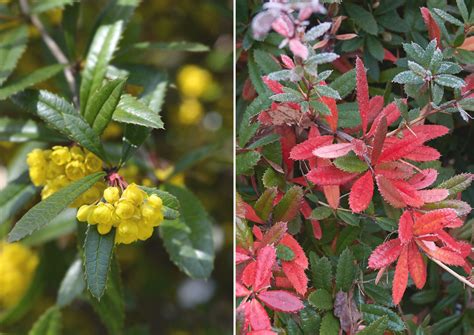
[254,246,276,291]
[262,76,284,94]
[418,242,467,266]
[300,201,322,239]
[313,143,353,158]
[418,189,449,203]
[398,211,414,245]
[248,330,278,335]
[403,146,440,162]
[420,7,441,47]
[276,126,296,176]
[391,179,424,207]
[376,175,406,208]
[323,185,340,209]
[375,162,414,179]
[258,290,305,313]
[392,246,409,305]
[349,171,374,213]
[408,242,427,289]
[280,234,308,269]
[356,57,370,135]
[237,251,252,264]
[275,276,293,289]
[239,199,265,224]
[413,209,460,235]
[236,282,251,297]
[282,261,308,296]
[290,136,333,160]
[403,125,449,142]
[332,57,353,73]
[242,261,257,288]
[322,95,339,132]
[307,166,357,186]
[377,136,425,163]
[407,169,438,189]
[383,49,398,62]
[436,230,466,254]
[289,39,308,59]
[368,238,403,269]
[260,222,288,250]
[281,55,295,69]
[247,299,272,331]
[311,220,322,239]
[371,115,387,164]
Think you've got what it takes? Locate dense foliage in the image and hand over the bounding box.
[236,0,474,334]
[0,0,232,334]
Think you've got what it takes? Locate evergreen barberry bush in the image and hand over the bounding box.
[236,0,474,334]
[0,0,217,333]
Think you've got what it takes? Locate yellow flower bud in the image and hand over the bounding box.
[97,223,112,235]
[147,194,163,208]
[91,203,114,225]
[77,204,93,222]
[115,200,136,219]
[29,166,46,186]
[150,212,164,227]
[137,225,153,241]
[121,183,145,205]
[65,160,86,181]
[46,161,64,179]
[51,146,71,165]
[80,183,104,205]
[26,149,46,167]
[177,65,212,98]
[177,98,203,125]
[104,187,120,204]
[70,146,85,161]
[84,152,102,172]
[141,203,156,219]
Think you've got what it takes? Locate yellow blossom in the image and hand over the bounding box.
[177,65,212,98]
[177,98,204,125]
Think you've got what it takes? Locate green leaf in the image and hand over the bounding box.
[364,283,394,307]
[311,206,332,220]
[84,225,116,300]
[434,74,465,88]
[0,117,65,142]
[335,248,355,292]
[247,133,280,149]
[0,25,28,86]
[333,154,368,173]
[80,21,124,114]
[366,36,385,61]
[238,94,271,147]
[431,314,461,335]
[255,187,277,221]
[335,226,360,254]
[0,172,37,226]
[84,78,126,135]
[337,210,360,226]
[357,316,389,335]
[310,254,333,292]
[344,3,378,35]
[305,22,332,41]
[392,71,424,84]
[273,186,304,222]
[310,100,332,116]
[315,85,341,100]
[300,307,321,335]
[8,172,105,242]
[31,0,73,13]
[330,69,356,99]
[360,304,405,332]
[140,187,180,220]
[118,41,209,56]
[276,244,295,261]
[28,306,61,335]
[248,50,269,96]
[437,173,473,198]
[254,49,281,74]
[0,64,65,100]
[456,0,469,22]
[22,209,76,246]
[11,90,107,160]
[433,8,464,26]
[306,53,339,66]
[112,94,164,129]
[319,313,339,335]
[262,168,285,189]
[172,145,217,175]
[308,289,333,311]
[236,216,253,250]
[57,258,85,307]
[459,98,474,111]
[236,151,261,175]
[160,185,214,279]
[88,258,124,335]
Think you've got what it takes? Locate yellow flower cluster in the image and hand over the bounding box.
[76,184,164,245]
[26,146,105,207]
[0,242,39,308]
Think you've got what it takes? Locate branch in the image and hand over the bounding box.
[18,0,79,106]
[430,257,474,289]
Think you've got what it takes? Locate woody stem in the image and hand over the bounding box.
[430,257,474,289]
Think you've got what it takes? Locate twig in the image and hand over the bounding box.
[430,257,474,289]
[18,0,79,106]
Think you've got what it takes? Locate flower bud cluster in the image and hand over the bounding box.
[0,242,39,308]
[76,184,164,244]
[26,146,105,207]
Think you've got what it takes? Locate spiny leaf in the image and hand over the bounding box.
[344,3,378,35]
[0,64,65,100]
[28,306,61,335]
[84,78,126,135]
[330,69,356,100]
[8,172,105,242]
[310,253,333,292]
[333,154,368,173]
[0,25,28,86]
[255,187,277,222]
[273,186,303,222]
[360,304,405,331]
[113,94,164,129]
[349,171,373,213]
[437,173,473,197]
[258,290,304,313]
[311,206,332,220]
[357,316,389,335]
[300,307,321,335]
[276,244,295,261]
[236,151,261,176]
[0,172,37,226]
[319,313,340,335]
[117,41,209,56]
[308,289,333,311]
[335,248,355,292]
[80,21,124,114]
[355,57,369,134]
[254,245,276,291]
[84,225,116,300]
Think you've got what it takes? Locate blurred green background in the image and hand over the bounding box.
[0,0,233,334]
